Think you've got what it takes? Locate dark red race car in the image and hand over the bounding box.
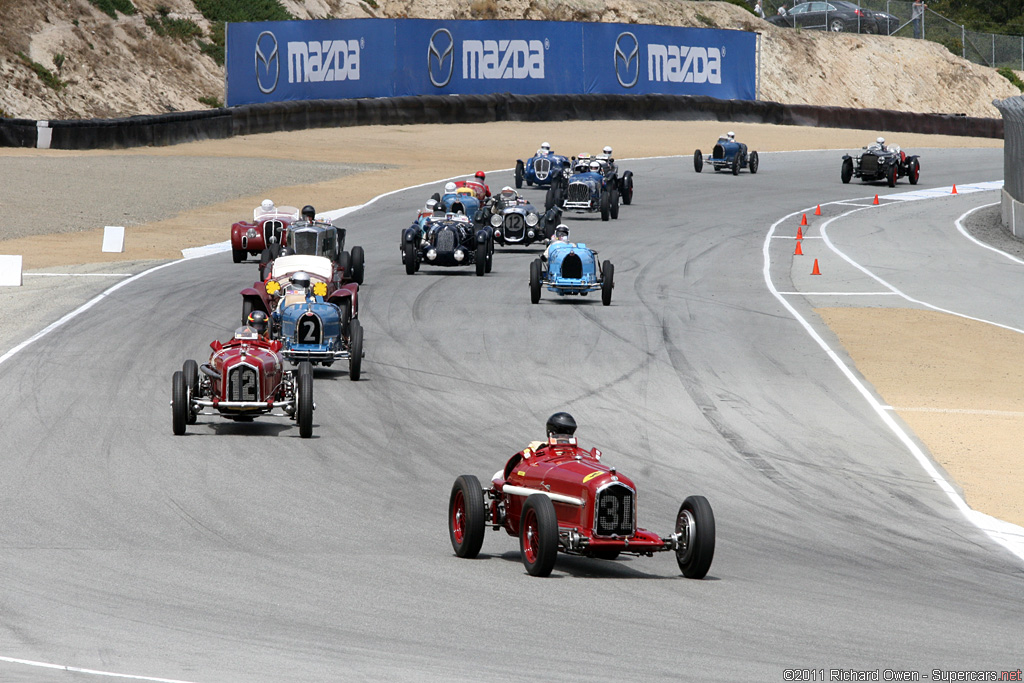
[448,413,716,577]
[171,325,314,438]
[230,202,300,264]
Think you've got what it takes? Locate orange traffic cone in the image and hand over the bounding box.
[811,259,821,275]
[795,241,803,256]
[814,205,821,216]
[800,213,808,226]
[796,226,804,240]
[952,184,958,195]
[873,195,879,205]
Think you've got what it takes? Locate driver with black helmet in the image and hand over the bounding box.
[246,310,270,339]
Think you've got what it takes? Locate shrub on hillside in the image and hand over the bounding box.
[88,0,137,19]
[193,0,292,66]
[16,52,67,90]
[998,67,1024,91]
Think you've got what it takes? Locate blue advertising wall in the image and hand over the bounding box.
[226,18,755,107]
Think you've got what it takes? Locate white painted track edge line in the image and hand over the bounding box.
[777,291,899,296]
[764,193,1024,563]
[0,655,199,683]
[953,201,1024,265]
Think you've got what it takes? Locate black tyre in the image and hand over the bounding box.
[545,185,556,211]
[829,18,846,31]
[622,174,633,205]
[485,237,493,273]
[404,241,417,275]
[887,164,898,188]
[449,475,486,559]
[242,298,254,327]
[476,241,487,277]
[749,151,759,174]
[232,248,245,263]
[337,250,351,279]
[601,260,614,306]
[694,150,704,173]
[350,246,365,285]
[515,161,524,189]
[297,361,313,438]
[171,370,187,436]
[600,191,610,221]
[348,318,363,381]
[530,259,542,304]
[182,360,199,425]
[675,495,715,579]
[338,297,352,337]
[520,494,559,577]
[841,158,853,184]
[908,159,920,185]
[609,189,619,220]
[731,154,740,176]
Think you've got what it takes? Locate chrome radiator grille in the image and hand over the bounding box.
[567,182,591,203]
[534,157,551,180]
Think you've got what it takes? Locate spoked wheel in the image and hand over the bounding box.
[404,241,417,275]
[297,361,313,438]
[693,150,703,173]
[449,475,486,558]
[732,154,741,176]
[675,495,716,579]
[520,494,559,577]
[749,151,759,174]
[515,160,524,189]
[171,370,187,436]
[182,359,199,424]
[841,158,853,184]
[350,245,365,285]
[530,259,542,304]
[475,241,487,276]
[348,318,363,381]
[601,260,614,306]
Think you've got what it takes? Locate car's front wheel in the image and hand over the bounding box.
[171,370,188,436]
[675,495,715,579]
[348,318,363,381]
[841,158,853,184]
[830,18,846,31]
[908,159,920,185]
[297,361,313,438]
[601,260,614,306]
[515,160,524,189]
[350,246,365,285]
[449,475,486,559]
[404,241,417,275]
[520,494,559,577]
[887,164,898,188]
[749,151,759,174]
[693,150,703,173]
[182,360,199,425]
[530,259,542,304]
[609,189,620,220]
[600,191,610,221]
[232,248,245,263]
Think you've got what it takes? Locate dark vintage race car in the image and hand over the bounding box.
[841,138,920,187]
[230,203,300,264]
[275,275,363,380]
[694,133,759,175]
[545,154,632,221]
[448,413,716,578]
[171,327,314,438]
[478,188,559,248]
[515,150,572,189]
[242,254,359,336]
[401,213,493,275]
[259,216,365,286]
[530,238,614,306]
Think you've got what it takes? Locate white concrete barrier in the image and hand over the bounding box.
[36,121,51,150]
[102,226,125,253]
[0,255,23,286]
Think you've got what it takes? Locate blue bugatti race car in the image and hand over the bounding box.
[515,149,572,189]
[694,133,759,175]
[432,184,482,219]
[529,238,614,305]
[275,287,364,381]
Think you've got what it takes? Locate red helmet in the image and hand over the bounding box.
[475,171,486,180]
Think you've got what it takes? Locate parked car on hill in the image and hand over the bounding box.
[768,1,881,33]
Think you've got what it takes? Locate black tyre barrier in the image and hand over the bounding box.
[0,94,1003,150]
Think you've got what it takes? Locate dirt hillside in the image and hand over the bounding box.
[0,0,1017,121]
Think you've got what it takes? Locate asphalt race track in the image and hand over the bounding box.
[1,148,1021,682]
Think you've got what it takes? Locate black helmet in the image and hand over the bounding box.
[247,310,268,335]
[546,412,577,437]
[301,205,316,220]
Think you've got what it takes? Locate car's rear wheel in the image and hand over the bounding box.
[338,298,352,337]
[545,185,556,211]
[693,150,703,173]
[887,164,898,188]
[336,249,351,280]
[348,318,362,381]
[830,18,846,31]
[350,246,365,285]
[171,370,188,436]
[515,160,524,189]
[749,151,759,174]
[404,241,417,275]
[601,260,614,306]
[909,159,920,185]
[520,494,558,577]
[675,495,715,579]
[841,158,853,184]
[530,259,542,304]
[600,191,610,221]
[485,236,493,273]
[297,361,313,438]
[232,248,245,263]
[449,475,486,559]
[609,189,620,220]
[622,173,634,205]
[182,360,199,424]
[242,298,254,327]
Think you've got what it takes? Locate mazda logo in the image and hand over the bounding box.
[255,30,279,95]
[614,32,639,89]
[428,28,454,88]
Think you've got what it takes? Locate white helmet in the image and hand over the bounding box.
[727,131,735,140]
[444,182,457,193]
[260,199,275,212]
[602,146,612,155]
[500,186,516,199]
[589,161,601,172]
[876,137,885,145]
[541,141,550,151]
[425,199,437,211]
[554,224,570,241]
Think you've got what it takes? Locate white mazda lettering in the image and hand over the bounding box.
[287,39,360,84]
[647,44,721,84]
[462,39,544,80]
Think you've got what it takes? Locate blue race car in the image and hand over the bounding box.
[515,151,572,189]
[546,155,619,222]
[276,289,363,380]
[694,133,759,175]
[529,239,614,305]
[432,185,482,220]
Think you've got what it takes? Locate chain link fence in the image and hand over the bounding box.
[753,0,1024,70]
[993,96,1023,235]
